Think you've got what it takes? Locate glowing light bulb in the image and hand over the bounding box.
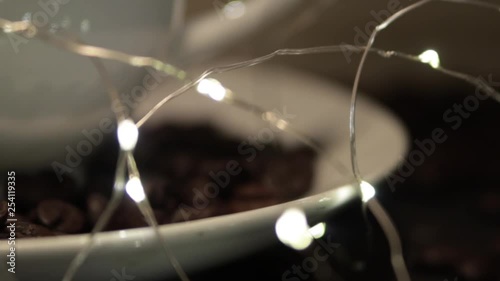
[275,208,313,250]
[197,78,227,102]
[309,222,326,239]
[360,181,376,202]
[418,49,440,69]
[223,1,246,19]
[117,119,138,151]
[125,177,145,203]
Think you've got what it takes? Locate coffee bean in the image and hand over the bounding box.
[196,159,228,177]
[36,199,85,234]
[162,196,180,216]
[262,148,315,198]
[16,221,54,238]
[180,177,213,204]
[87,193,108,225]
[109,198,148,230]
[241,157,267,178]
[232,183,277,199]
[142,176,168,207]
[154,209,166,223]
[170,153,196,179]
[261,158,292,196]
[1,124,316,239]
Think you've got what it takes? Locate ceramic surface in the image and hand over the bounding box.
[0,64,408,281]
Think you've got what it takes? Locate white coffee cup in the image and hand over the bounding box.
[0,0,301,170]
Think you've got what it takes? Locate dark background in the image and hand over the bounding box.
[174,1,500,280]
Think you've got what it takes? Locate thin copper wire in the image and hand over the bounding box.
[2,2,500,279]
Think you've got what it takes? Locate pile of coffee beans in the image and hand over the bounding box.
[1,124,316,238]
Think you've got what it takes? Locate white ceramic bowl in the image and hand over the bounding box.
[0,64,407,281]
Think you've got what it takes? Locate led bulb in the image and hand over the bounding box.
[197,78,227,102]
[418,49,440,69]
[117,119,138,151]
[309,222,326,239]
[360,181,376,202]
[125,177,145,203]
[275,208,313,250]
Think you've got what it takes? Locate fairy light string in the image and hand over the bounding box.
[0,18,353,281]
[66,42,191,281]
[2,0,500,279]
[2,23,191,281]
[350,1,500,281]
